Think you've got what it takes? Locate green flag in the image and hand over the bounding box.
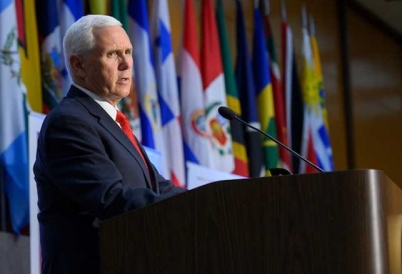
[216,0,249,177]
[111,0,128,32]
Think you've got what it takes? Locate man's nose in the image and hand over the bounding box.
[119,55,133,70]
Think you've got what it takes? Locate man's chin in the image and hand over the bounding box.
[122,89,132,98]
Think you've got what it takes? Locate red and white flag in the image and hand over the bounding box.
[201,0,234,172]
[178,0,214,168]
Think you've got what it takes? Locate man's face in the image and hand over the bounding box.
[81,26,133,106]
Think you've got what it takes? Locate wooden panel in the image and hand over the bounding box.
[100,170,402,273]
[100,170,402,274]
[347,7,402,187]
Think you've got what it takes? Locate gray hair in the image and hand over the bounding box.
[63,14,122,79]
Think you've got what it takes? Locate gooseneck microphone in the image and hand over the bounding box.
[218,106,324,173]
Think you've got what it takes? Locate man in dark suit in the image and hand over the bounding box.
[33,14,186,274]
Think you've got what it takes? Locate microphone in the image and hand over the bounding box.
[218,106,324,173]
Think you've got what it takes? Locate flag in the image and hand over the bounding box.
[235,0,264,177]
[88,0,107,15]
[299,7,333,173]
[178,0,214,168]
[281,2,304,173]
[36,0,63,113]
[58,0,83,96]
[310,15,331,135]
[262,0,292,172]
[201,0,234,172]
[16,0,42,113]
[151,0,185,187]
[252,5,279,174]
[111,0,128,31]
[0,0,29,234]
[128,0,168,177]
[310,17,334,171]
[216,0,248,177]
[299,9,318,173]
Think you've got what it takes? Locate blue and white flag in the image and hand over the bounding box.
[128,0,168,177]
[0,0,29,234]
[58,0,83,96]
[151,0,185,187]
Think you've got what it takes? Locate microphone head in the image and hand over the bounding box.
[218,106,237,121]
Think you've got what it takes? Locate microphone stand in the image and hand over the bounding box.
[233,116,324,173]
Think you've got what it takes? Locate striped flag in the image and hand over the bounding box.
[252,4,279,174]
[151,0,185,187]
[36,0,63,113]
[201,0,234,172]
[16,0,42,113]
[262,0,292,172]
[0,0,29,234]
[128,0,168,177]
[178,0,214,168]
[216,0,248,177]
[235,0,264,177]
[299,7,333,173]
[281,1,304,173]
[58,0,83,96]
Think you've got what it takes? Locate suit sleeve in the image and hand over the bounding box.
[152,167,187,195]
[36,112,184,220]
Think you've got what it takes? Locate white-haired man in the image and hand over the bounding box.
[34,14,186,274]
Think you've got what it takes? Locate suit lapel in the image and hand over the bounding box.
[67,86,154,188]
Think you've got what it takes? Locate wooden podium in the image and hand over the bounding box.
[100,169,402,274]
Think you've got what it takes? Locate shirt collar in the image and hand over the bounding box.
[73,83,118,120]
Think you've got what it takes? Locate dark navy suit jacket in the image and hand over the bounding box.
[33,85,186,274]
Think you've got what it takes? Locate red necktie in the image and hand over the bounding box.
[116,110,148,170]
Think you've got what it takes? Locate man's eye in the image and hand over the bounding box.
[107,52,118,57]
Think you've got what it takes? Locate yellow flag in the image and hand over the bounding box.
[18,0,42,112]
[88,0,108,14]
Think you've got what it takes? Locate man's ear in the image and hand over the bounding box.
[70,55,85,78]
